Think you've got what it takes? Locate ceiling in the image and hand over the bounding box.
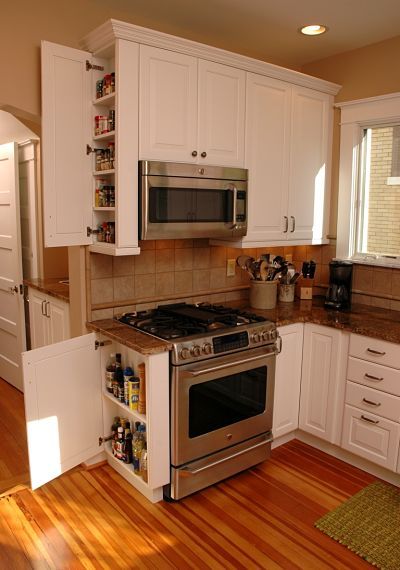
[107,0,400,68]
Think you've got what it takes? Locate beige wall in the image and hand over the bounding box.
[2,0,300,122]
[302,35,400,239]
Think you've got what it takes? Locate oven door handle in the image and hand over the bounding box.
[181,437,273,475]
[186,352,272,377]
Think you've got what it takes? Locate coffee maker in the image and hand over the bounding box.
[325,260,353,310]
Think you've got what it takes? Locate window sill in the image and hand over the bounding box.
[345,255,400,269]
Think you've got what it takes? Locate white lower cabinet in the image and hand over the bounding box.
[342,404,400,471]
[299,323,349,444]
[28,287,70,349]
[273,323,303,439]
[22,333,169,503]
[341,333,400,472]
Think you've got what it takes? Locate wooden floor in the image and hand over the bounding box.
[0,378,29,495]
[0,438,375,569]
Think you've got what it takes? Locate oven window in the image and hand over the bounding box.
[149,187,232,223]
[188,366,267,438]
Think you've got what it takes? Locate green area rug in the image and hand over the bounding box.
[315,481,400,569]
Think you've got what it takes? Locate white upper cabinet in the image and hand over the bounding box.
[41,41,92,248]
[217,75,333,248]
[197,60,245,167]
[139,46,198,162]
[41,39,140,256]
[244,74,292,242]
[139,45,245,167]
[288,86,331,242]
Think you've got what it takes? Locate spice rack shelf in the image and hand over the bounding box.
[102,389,146,424]
[93,92,116,107]
[93,130,116,142]
[93,169,115,176]
[93,207,115,212]
[103,445,152,498]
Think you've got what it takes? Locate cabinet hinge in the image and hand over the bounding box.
[98,435,113,446]
[86,60,104,72]
[19,284,24,295]
[87,226,101,237]
[95,339,113,350]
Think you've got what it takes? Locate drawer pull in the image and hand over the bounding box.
[360,414,379,425]
[364,373,383,382]
[367,348,386,356]
[362,397,381,407]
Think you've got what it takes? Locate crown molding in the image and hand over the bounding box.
[80,19,341,96]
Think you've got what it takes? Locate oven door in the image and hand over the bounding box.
[170,346,276,467]
[141,175,247,240]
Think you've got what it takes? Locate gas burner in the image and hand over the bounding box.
[116,302,270,342]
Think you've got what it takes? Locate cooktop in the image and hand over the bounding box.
[117,302,278,364]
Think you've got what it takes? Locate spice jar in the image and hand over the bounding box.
[103,74,112,96]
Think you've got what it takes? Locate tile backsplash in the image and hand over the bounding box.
[89,240,335,320]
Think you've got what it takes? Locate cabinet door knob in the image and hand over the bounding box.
[191,150,198,157]
[201,151,207,158]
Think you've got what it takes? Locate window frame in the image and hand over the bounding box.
[336,92,400,267]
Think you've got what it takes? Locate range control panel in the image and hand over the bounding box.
[172,324,278,365]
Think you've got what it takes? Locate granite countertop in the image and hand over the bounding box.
[87,297,400,356]
[24,278,70,303]
[245,297,400,344]
[86,319,173,355]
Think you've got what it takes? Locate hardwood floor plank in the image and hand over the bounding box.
[0,438,376,569]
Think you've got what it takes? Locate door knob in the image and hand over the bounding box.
[191,150,198,157]
[201,151,207,158]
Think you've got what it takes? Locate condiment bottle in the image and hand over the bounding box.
[138,363,146,415]
[123,366,134,406]
[105,353,116,393]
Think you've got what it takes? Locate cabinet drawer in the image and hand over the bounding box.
[347,356,400,396]
[345,381,400,423]
[342,404,400,471]
[349,334,400,369]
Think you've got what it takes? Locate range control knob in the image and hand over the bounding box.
[262,330,271,341]
[202,342,212,355]
[179,347,191,360]
[251,332,261,343]
[190,345,201,357]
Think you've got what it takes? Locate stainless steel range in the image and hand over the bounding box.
[118,302,281,500]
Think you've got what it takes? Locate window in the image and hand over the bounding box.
[336,94,400,266]
[357,124,400,257]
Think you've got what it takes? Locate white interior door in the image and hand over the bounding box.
[0,142,25,391]
[22,333,103,489]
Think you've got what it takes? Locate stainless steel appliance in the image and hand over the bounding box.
[139,161,248,240]
[118,302,281,500]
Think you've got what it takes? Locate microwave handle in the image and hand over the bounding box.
[230,185,237,230]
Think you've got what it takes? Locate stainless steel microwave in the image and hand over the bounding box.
[139,161,248,240]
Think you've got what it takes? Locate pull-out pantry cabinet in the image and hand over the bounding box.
[22,333,169,502]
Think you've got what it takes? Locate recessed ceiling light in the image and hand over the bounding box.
[300,24,328,36]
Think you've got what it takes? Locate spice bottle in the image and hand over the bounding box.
[138,363,146,415]
[123,366,134,407]
[140,444,148,482]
